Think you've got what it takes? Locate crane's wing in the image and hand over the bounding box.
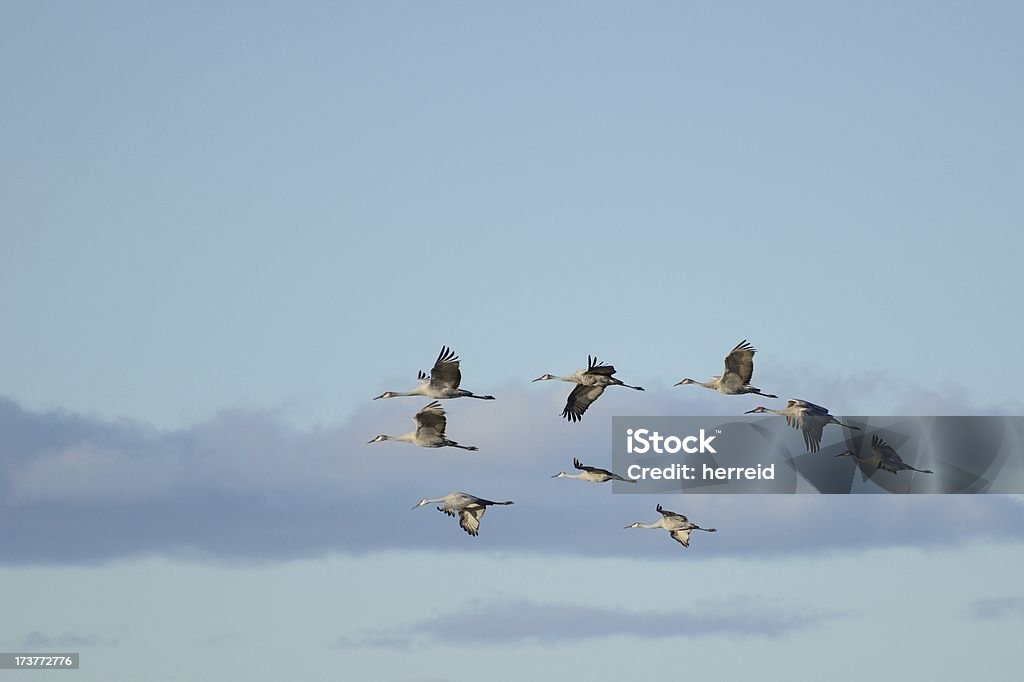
[429,346,462,390]
[790,399,831,414]
[416,371,430,383]
[414,401,448,439]
[797,412,827,453]
[656,503,688,523]
[669,528,693,548]
[870,434,899,458]
[562,384,606,422]
[583,355,617,376]
[722,340,756,387]
[458,507,487,536]
[573,457,607,475]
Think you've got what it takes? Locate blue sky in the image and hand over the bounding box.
[2,1,1024,680]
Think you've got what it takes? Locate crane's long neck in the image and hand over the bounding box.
[394,433,417,444]
[636,521,662,529]
[421,496,449,506]
[389,389,425,398]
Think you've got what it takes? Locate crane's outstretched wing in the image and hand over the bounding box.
[797,412,828,453]
[870,434,899,458]
[573,457,609,475]
[428,346,462,390]
[722,340,757,389]
[656,504,688,523]
[562,384,606,422]
[669,528,693,548]
[584,355,617,376]
[789,399,831,414]
[414,401,448,439]
[458,507,487,536]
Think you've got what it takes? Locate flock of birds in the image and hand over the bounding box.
[369,342,931,548]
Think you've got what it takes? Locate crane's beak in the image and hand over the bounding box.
[531,376,543,382]
[744,408,758,414]
[550,473,560,478]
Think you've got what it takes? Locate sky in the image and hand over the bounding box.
[2,1,1023,680]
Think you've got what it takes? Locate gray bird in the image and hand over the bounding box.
[533,355,644,422]
[412,492,513,536]
[675,340,778,398]
[373,346,495,400]
[368,401,479,451]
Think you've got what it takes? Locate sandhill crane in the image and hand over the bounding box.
[412,492,513,536]
[746,399,861,453]
[674,340,778,398]
[368,401,479,451]
[533,355,644,422]
[551,457,638,484]
[625,504,717,548]
[836,434,934,475]
[373,346,495,400]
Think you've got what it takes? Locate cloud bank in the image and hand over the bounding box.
[965,597,1024,621]
[334,596,847,649]
[2,381,1023,564]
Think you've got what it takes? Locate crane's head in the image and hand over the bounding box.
[372,391,394,400]
[411,498,432,510]
[550,471,568,478]
[674,378,697,386]
[745,407,770,414]
[624,522,642,529]
[367,434,389,444]
[532,373,555,382]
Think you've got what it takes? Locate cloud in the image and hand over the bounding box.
[2,385,1023,564]
[334,596,848,649]
[20,631,118,648]
[965,597,1024,621]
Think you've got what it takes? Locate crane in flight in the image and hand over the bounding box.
[373,346,495,400]
[625,504,717,548]
[368,401,479,451]
[746,399,861,453]
[551,457,637,484]
[835,435,934,475]
[533,355,644,422]
[412,492,513,536]
[674,340,778,398]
